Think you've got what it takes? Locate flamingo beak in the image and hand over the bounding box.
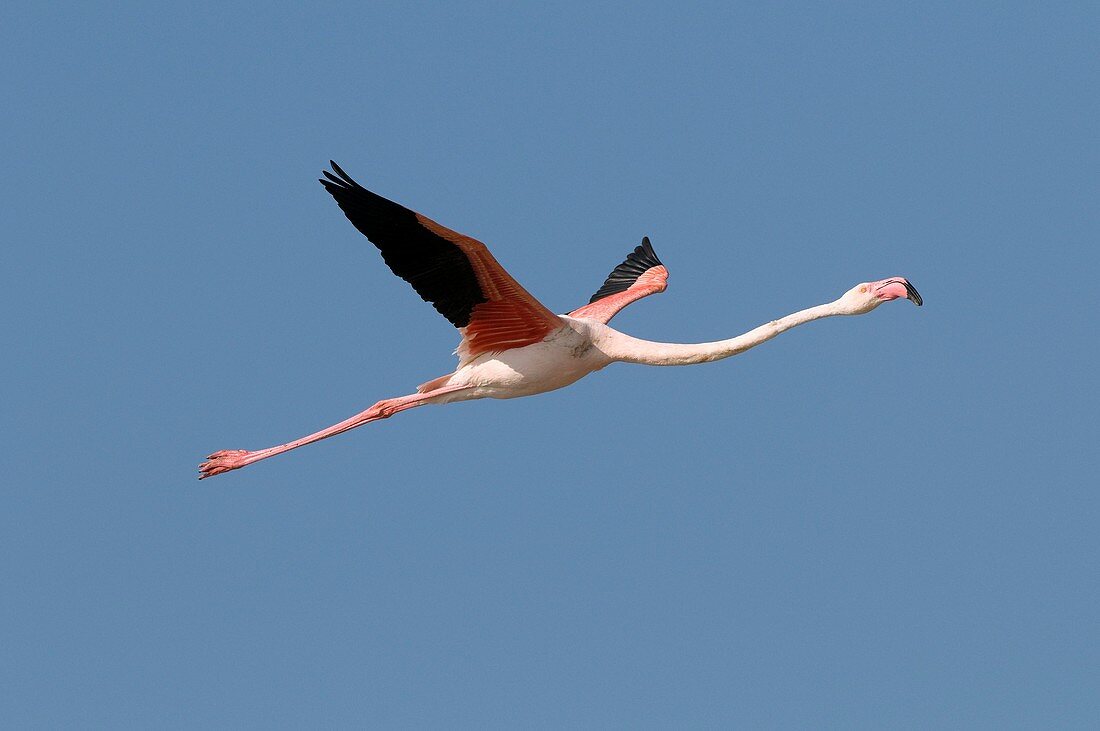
[875,278,923,306]
[897,279,923,306]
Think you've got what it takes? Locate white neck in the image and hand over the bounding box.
[598,300,849,366]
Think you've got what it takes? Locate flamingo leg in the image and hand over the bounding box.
[198,383,472,479]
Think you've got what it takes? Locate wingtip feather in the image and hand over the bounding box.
[330,160,356,185]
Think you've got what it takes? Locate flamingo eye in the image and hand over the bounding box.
[859,285,868,294]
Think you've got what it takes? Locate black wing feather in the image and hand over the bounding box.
[319,161,486,328]
[588,237,663,303]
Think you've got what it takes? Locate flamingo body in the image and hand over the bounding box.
[428,316,613,400]
[199,163,921,479]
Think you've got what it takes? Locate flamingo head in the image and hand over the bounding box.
[838,277,923,314]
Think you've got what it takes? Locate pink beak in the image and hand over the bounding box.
[873,278,923,306]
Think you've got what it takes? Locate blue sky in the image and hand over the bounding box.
[3,1,1097,727]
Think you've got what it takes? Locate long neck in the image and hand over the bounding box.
[599,301,846,366]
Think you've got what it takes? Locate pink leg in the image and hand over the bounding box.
[198,384,472,479]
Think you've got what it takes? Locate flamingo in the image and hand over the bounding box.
[199,162,922,479]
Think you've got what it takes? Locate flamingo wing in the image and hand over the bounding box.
[320,162,563,359]
[568,237,668,324]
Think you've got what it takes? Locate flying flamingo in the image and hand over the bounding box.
[199,162,922,479]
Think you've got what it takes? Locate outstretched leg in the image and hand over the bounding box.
[199,383,473,479]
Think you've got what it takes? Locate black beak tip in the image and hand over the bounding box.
[904,281,923,307]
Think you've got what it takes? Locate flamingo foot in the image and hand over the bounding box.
[199,449,254,479]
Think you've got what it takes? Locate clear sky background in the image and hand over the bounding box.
[3,2,1097,727]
